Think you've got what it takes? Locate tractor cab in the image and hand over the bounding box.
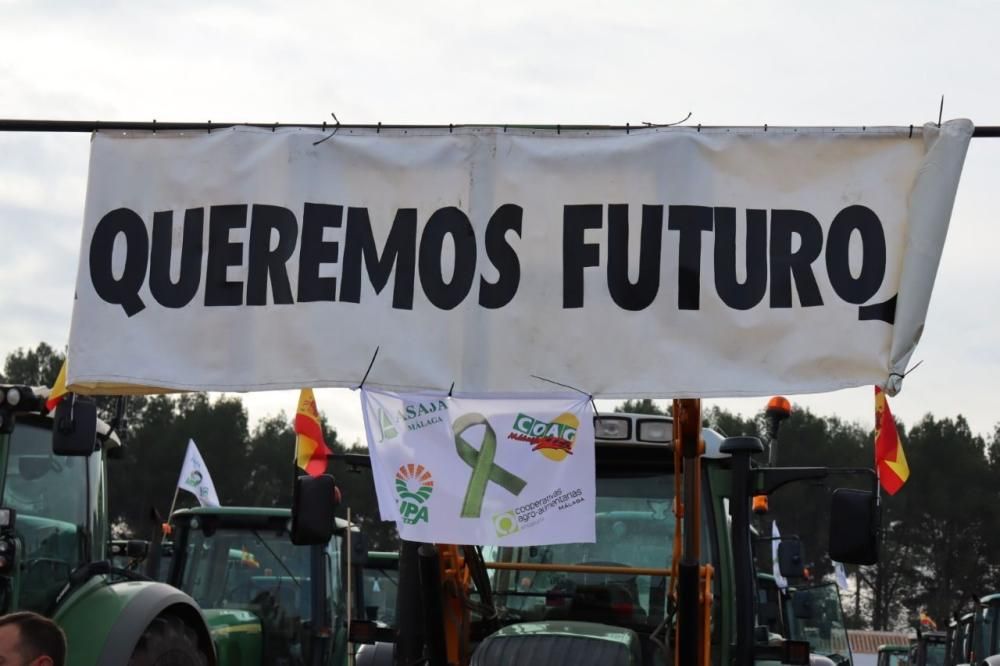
[168,506,358,666]
[362,551,399,629]
[909,631,947,666]
[970,593,1000,663]
[477,412,717,663]
[0,406,114,615]
[947,611,974,665]
[877,644,910,666]
[782,582,852,666]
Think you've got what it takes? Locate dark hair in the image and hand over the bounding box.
[0,611,67,666]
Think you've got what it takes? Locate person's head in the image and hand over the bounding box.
[0,612,66,666]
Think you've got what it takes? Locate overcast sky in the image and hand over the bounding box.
[1,0,998,447]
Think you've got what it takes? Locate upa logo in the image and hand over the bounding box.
[395,464,434,525]
[508,413,579,461]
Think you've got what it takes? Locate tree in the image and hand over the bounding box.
[1,342,63,387]
[614,399,669,415]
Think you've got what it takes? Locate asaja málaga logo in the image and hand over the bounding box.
[508,413,580,461]
[375,399,448,442]
[395,464,434,525]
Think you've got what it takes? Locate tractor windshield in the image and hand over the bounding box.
[785,583,852,663]
[363,554,399,628]
[919,640,947,666]
[483,470,685,633]
[179,526,311,615]
[1,421,92,614]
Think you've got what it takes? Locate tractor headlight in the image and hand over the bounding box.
[594,417,630,440]
[638,420,671,443]
[5,388,20,407]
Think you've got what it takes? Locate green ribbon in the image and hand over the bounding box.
[453,413,527,518]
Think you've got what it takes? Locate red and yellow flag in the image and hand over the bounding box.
[295,389,331,477]
[46,360,69,412]
[875,386,909,495]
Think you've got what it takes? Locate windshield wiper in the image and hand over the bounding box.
[251,529,299,586]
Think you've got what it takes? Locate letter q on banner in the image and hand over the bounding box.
[360,390,596,546]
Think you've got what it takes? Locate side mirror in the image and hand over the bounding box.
[291,474,337,546]
[52,395,98,456]
[828,488,879,565]
[778,540,805,579]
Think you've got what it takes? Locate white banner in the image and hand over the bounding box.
[67,122,973,397]
[177,439,220,507]
[361,390,596,545]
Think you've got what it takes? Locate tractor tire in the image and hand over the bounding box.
[128,615,209,666]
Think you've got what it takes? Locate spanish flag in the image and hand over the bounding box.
[919,610,937,631]
[295,389,331,477]
[875,386,909,495]
[46,360,69,412]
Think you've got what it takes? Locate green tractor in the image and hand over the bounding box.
[757,574,854,666]
[165,505,371,666]
[342,399,880,666]
[754,525,854,665]
[0,385,216,664]
[876,644,910,666]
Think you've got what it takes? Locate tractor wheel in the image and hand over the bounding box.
[128,615,209,666]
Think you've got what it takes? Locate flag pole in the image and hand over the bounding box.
[166,486,180,521]
[347,507,354,666]
[162,485,181,538]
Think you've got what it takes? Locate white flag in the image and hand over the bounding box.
[177,439,220,508]
[361,389,596,546]
[771,521,788,590]
[835,561,849,591]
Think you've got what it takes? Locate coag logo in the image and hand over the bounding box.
[493,511,520,538]
[395,464,434,525]
[508,412,580,461]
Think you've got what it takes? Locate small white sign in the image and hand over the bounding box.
[362,390,596,546]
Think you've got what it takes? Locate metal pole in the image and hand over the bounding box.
[346,508,354,666]
[0,118,998,135]
[675,398,703,666]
